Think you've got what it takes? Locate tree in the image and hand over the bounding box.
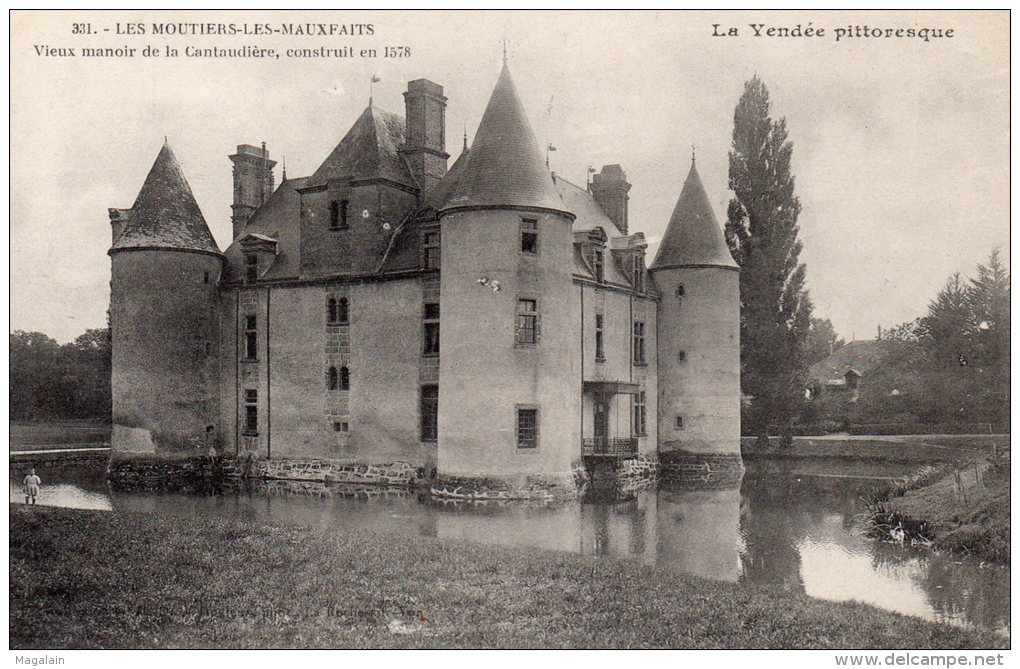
[10,328,112,422]
[804,317,845,366]
[965,249,1010,424]
[725,76,813,445]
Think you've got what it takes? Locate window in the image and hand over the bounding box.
[244,389,258,434]
[203,270,210,285]
[205,342,212,356]
[423,231,441,269]
[333,421,349,432]
[423,303,440,356]
[245,254,258,284]
[420,384,438,441]
[520,218,539,254]
[633,391,647,436]
[678,350,687,362]
[516,407,538,449]
[632,320,646,365]
[244,315,257,360]
[337,298,349,325]
[330,199,349,230]
[593,249,604,282]
[327,366,338,390]
[633,255,644,292]
[516,299,538,345]
[595,313,605,361]
[327,298,338,324]
[675,415,685,431]
[339,366,350,391]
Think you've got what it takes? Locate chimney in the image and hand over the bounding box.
[590,164,632,235]
[401,79,449,194]
[230,143,276,239]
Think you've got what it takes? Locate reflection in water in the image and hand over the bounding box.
[8,458,1009,638]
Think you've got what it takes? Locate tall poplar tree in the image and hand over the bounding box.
[725,76,812,445]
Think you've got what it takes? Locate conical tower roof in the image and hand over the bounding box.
[441,64,564,212]
[111,142,220,255]
[650,159,737,270]
[308,104,415,189]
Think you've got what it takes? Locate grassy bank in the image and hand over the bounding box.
[880,456,1010,563]
[741,435,1002,464]
[10,421,110,451]
[10,506,1004,649]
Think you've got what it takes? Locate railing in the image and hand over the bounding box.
[582,437,638,458]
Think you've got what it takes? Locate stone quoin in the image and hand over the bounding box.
[107,61,742,498]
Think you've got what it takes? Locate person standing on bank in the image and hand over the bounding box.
[23,468,41,505]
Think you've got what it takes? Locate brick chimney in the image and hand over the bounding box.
[590,164,631,234]
[401,79,449,194]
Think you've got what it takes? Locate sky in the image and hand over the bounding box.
[10,10,1009,343]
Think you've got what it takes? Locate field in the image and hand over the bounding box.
[9,506,1005,649]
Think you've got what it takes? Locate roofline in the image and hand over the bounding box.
[438,204,576,221]
[108,246,224,260]
[297,176,420,195]
[649,262,739,272]
[221,268,435,290]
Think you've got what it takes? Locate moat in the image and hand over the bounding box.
[9,458,1009,639]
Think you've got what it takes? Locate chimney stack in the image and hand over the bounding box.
[401,79,449,195]
[230,143,276,239]
[590,164,631,234]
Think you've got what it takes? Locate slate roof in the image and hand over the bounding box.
[426,147,469,210]
[308,105,416,189]
[442,64,564,212]
[650,159,737,270]
[223,176,308,282]
[111,142,220,255]
[555,175,623,236]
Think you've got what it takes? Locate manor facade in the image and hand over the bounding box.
[108,62,741,496]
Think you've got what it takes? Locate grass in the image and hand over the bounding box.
[10,421,110,451]
[882,457,1010,563]
[742,435,1000,464]
[9,506,1005,649]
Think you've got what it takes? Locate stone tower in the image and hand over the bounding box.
[230,143,276,239]
[650,157,742,479]
[589,164,631,234]
[434,63,580,496]
[401,79,449,195]
[108,141,223,459]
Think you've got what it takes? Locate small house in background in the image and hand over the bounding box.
[806,340,898,402]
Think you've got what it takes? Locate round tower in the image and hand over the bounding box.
[433,63,580,499]
[108,141,223,461]
[650,157,742,483]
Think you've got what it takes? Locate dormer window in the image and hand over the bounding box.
[330,199,349,230]
[593,249,604,283]
[633,254,645,292]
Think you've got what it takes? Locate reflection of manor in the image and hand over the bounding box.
[107,59,740,496]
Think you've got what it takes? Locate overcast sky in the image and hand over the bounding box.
[10,10,1008,343]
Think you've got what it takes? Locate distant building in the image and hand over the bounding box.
[107,62,741,497]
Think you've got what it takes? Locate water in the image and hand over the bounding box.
[9,457,1009,638]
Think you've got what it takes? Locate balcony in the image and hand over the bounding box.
[583,437,638,458]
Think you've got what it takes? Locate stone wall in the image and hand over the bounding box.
[253,459,418,486]
[431,472,580,502]
[659,450,744,488]
[108,457,220,491]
